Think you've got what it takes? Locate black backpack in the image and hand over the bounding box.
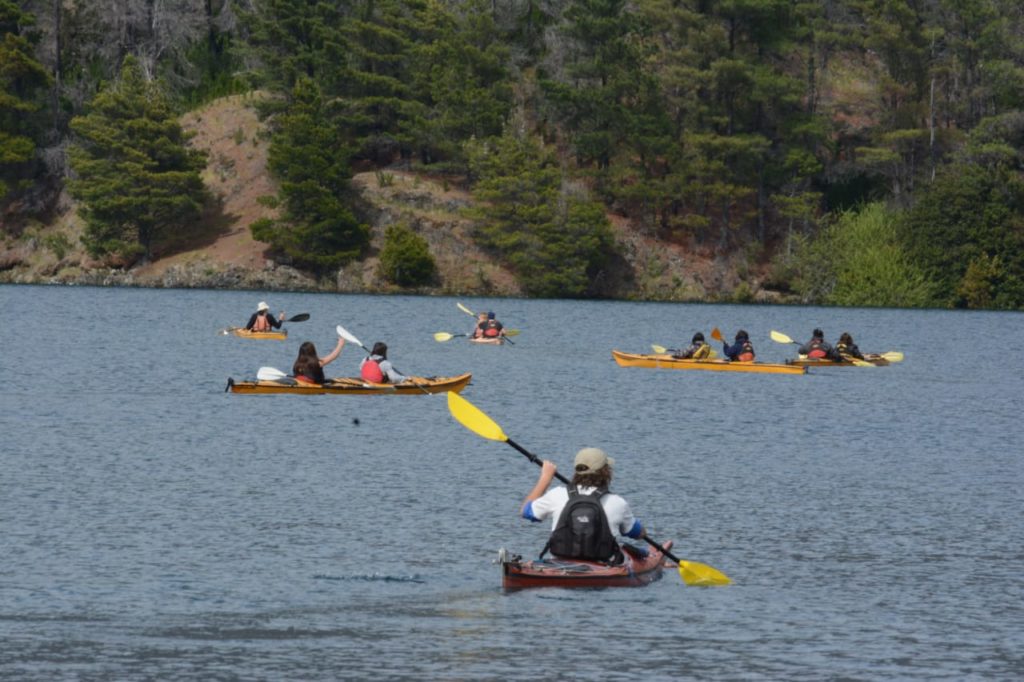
[543,487,623,564]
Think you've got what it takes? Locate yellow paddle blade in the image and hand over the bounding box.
[457,302,476,317]
[708,349,718,359]
[711,327,724,343]
[881,351,904,362]
[651,344,668,354]
[447,392,509,442]
[505,329,521,337]
[433,332,455,342]
[678,560,732,586]
[770,330,794,344]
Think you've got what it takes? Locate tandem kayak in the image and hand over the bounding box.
[223,327,288,340]
[469,336,505,345]
[499,542,670,589]
[226,373,472,395]
[786,354,891,367]
[612,350,807,375]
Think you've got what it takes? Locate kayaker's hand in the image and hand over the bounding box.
[540,460,557,478]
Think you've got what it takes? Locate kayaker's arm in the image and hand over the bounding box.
[521,460,558,515]
[319,337,345,367]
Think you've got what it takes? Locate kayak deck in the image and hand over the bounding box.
[227,373,472,395]
[612,350,806,375]
[500,541,670,589]
[470,337,505,345]
[225,327,288,340]
[787,355,891,367]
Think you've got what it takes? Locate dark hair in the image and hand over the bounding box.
[293,341,325,382]
[692,332,705,343]
[571,467,612,488]
[839,332,853,345]
[735,329,749,341]
[813,328,824,338]
[371,341,388,358]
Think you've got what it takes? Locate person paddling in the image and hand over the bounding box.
[470,312,488,339]
[835,332,865,360]
[798,328,835,360]
[520,447,646,565]
[359,342,407,384]
[721,329,755,362]
[673,332,712,359]
[292,337,345,384]
[246,301,285,332]
[477,311,505,340]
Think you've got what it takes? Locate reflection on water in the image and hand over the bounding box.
[1,284,1022,679]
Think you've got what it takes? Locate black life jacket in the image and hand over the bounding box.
[543,486,623,564]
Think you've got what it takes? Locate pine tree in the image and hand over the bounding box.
[251,77,369,274]
[69,55,207,264]
[0,0,51,203]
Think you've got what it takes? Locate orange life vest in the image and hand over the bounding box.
[483,320,501,338]
[808,340,827,358]
[253,313,270,332]
[737,342,755,362]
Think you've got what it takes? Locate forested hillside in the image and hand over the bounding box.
[2,0,1023,307]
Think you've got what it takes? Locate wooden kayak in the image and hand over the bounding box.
[787,354,891,367]
[500,541,670,589]
[227,373,472,395]
[612,350,806,375]
[225,327,288,340]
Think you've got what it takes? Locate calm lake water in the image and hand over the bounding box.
[1,284,1022,680]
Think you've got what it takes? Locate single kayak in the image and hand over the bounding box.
[224,327,288,341]
[612,350,807,375]
[499,541,670,589]
[226,373,472,395]
[787,354,891,367]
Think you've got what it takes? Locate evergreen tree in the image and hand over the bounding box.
[250,77,369,274]
[466,128,614,297]
[897,114,1024,309]
[0,0,51,203]
[68,56,207,264]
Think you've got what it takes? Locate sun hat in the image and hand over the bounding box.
[257,301,270,312]
[574,447,614,474]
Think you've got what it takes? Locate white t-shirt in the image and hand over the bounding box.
[524,486,642,538]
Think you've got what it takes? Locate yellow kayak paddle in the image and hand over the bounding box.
[446,392,731,587]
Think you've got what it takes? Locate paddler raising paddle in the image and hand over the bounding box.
[245,301,285,332]
[520,447,647,565]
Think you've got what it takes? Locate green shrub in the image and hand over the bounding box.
[378,223,437,287]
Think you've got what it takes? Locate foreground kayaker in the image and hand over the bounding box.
[360,342,407,383]
[245,301,285,332]
[673,332,712,359]
[521,448,646,565]
[293,337,345,384]
[722,329,756,361]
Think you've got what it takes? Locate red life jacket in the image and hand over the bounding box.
[738,342,755,362]
[253,313,270,332]
[483,321,501,337]
[808,340,827,358]
[361,358,384,383]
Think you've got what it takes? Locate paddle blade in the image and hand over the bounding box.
[770,330,795,344]
[257,367,287,381]
[849,357,875,367]
[711,327,725,343]
[434,332,456,342]
[288,313,310,322]
[447,392,509,442]
[457,302,476,317]
[881,351,904,362]
[505,329,521,337]
[336,324,362,347]
[651,344,668,354]
[678,560,732,586]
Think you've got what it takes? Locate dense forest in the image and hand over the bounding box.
[2,0,1023,307]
